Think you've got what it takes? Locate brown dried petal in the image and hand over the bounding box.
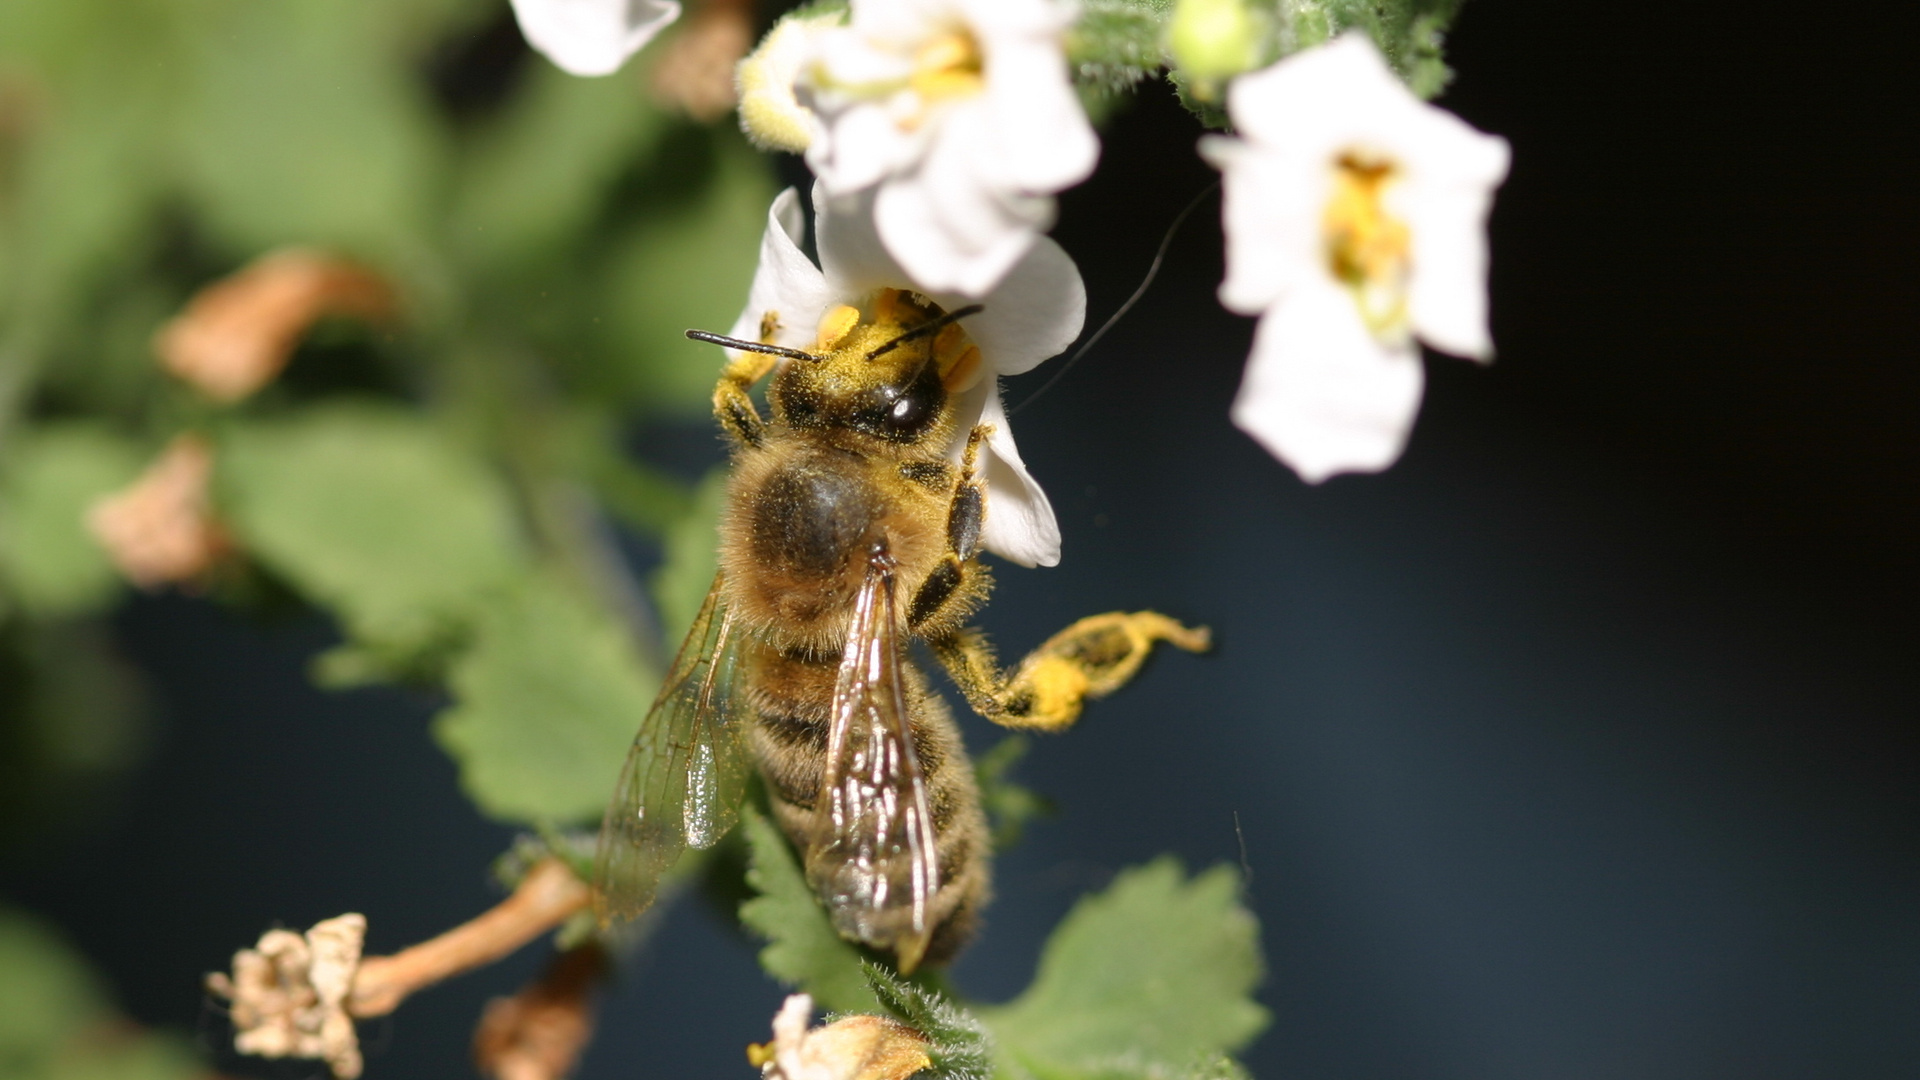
[649,3,753,122]
[86,434,228,588]
[155,248,392,403]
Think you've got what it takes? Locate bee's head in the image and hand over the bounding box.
[691,290,985,452]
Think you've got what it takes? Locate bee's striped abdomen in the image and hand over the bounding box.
[742,640,990,966]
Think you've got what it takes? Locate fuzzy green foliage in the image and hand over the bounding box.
[740,825,1266,1080]
[434,573,659,824]
[980,859,1268,1080]
[740,804,885,1014]
[973,736,1055,851]
[0,907,202,1080]
[1066,0,1466,126]
[865,964,995,1080]
[219,403,526,653]
[0,425,144,618]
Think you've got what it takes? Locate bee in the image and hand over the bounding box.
[594,287,1209,972]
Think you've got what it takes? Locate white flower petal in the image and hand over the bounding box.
[817,183,1083,373]
[874,154,1044,296]
[1233,284,1426,482]
[968,234,1084,375]
[952,380,1060,567]
[794,0,1093,296]
[725,189,833,355]
[1398,122,1509,360]
[815,185,908,296]
[509,0,679,77]
[973,36,1097,192]
[1201,135,1325,315]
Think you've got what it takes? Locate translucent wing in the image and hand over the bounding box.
[805,547,942,972]
[593,571,752,925]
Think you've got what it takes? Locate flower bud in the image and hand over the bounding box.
[1167,0,1266,96]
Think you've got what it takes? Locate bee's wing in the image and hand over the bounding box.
[806,548,942,973]
[593,571,753,925]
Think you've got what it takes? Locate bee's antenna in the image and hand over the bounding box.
[865,304,985,361]
[1008,180,1219,416]
[684,329,823,363]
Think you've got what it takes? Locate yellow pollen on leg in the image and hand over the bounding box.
[910,31,984,104]
[815,304,861,350]
[1323,152,1412,336]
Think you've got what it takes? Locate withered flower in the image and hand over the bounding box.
[86,434,228,588]
[154,248,392,404]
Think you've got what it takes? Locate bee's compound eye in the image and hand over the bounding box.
[885,390,931,433]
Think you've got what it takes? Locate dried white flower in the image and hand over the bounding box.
[751,994,931,1080]
[208,913,367,1079]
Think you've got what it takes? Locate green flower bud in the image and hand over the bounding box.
[1168,0,1266,97]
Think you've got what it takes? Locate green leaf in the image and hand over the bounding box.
[450,60,669,275]
[980,859,1267,1079]
[595,131,776,414]
[739,805,882,1014]
[865,964,993,1080]
[433,572,659,825]
[1067,0,1171,99]
[0,905,203,1080]
[650,467,728,647]
[1283,0,1463,97]
[0,424,145,618]
[172,0,445,259]
[974,737,1054,852]
[219,403,524,650]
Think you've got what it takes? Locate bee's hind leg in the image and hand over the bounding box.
[932,613,1210,732]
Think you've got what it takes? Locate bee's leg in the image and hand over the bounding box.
[908,426,990,632]
[931,612,1210,732]
[711,325,781,447]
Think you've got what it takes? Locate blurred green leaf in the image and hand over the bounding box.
[450,61,668,274]
[739,804,882,1014]
[219,402,524,649]
[434,572,657,824]
[0,907,107,1050]
[980,859,1267,1079]
[0,906,203,1080]
[0,424,144,617]
[0,619,148,839]
[650,466,727,647]
[597,132,775,414]
[974,737,1054,852]
[172,0,446,260]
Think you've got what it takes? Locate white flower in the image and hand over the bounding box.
[725,185,1086,567]
[786,0,1097,297]
[508,0,680,77]
[1200,32,1509,482]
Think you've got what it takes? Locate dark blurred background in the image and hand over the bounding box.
[5,1,1918,1078]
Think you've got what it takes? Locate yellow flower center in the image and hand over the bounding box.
[1323,151,1412,339]
[910,31,985,105]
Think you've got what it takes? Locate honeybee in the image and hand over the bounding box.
[594,287,1209,972]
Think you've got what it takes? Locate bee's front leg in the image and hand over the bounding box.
[711,314,785,447]
[907,425,991,632]
[931,612,1211,732]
